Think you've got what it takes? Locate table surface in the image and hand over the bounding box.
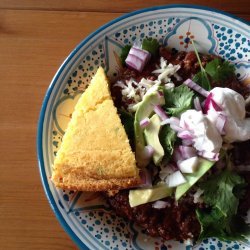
[0,1,249,249]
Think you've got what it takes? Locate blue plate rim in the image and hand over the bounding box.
[36,4,250,250]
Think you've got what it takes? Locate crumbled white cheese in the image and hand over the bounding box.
[152,57,181,83]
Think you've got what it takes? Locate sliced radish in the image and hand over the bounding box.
[167,171,187,187]
[178,156,199,173]
[203,93,222,114]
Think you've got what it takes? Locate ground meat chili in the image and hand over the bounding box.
[107,48,250,242]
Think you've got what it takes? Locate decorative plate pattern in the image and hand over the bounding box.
[37,5,250,250]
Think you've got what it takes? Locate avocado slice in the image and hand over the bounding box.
[134,90,165,167]
[144,114,164,165]
[175,158,214,200]
[129,183,173,207]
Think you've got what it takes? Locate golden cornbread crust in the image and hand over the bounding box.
[52,67,140,191]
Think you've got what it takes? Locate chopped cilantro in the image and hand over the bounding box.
[142,38,159,56]
[119,45,131,66]
[205,58,235,84]
[159,125,176,161]
[191,40,211,90]
[196,170,250,241]
[163,84,194,117]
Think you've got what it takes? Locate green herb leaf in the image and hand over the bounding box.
[191,40,211,90]
[205,58,235,83]
[119,45,131,66]
[159,125,176,161]
[163,84,194,117]
[142,38,159,56]
[192,70,211,91]
[200,170,244,216]
[118,109,134,148]
[196,170,249,241]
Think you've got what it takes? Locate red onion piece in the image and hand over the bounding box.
[198,151,219,161]
[143,145,154,159]
[152,200,168,209]
[182,139,193,146]
[173,147,185,162]
[167,171,187,187]
[125,46,151,72]
[138,168,152,188]
[177,130,194,140]
[140,117,150,128]
[170,124,183,132]
[179,145,197,159]
[203,93,222,114]
[184,79,209,97]
[215,113,227,135]
[154,105,168,121]
[194,97,202,111]
[160,118,171,126]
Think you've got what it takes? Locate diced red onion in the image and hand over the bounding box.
[170,124,183,132]
[194,97,202,111]
[140,117,150,128]
[169,117,180,126]
[182,139,193,146]
[173,147,184,162]
[184,79,209,97]
[160,118,171,126]
[177,130,194,140]
[138,168,152,188]
[154,105,168,121]
[203,93,222,114]
[152,200,169,209]
[179,145,197,159]
[178,156,199,173]
[143,145,154,159]
[167,171,187,187]
[198,151,219,161]
[125,46,151,72]
[215,113,227,135]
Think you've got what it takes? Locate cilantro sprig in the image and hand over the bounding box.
[142,38,159,56]
[119,45,131,66]
[196,170,250,241]
[191,40,236,90]
[163,84,194,117]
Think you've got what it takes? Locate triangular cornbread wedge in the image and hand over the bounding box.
[52,67,140,191]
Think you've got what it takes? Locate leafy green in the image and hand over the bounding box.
[118,109,134,148]
[119,45,131,66]
[142,38,159,56]
[192,71,211,91]
[163,84,194,117]
[191,40,211,90]
[196,170,250,241]
[159,125,176,161]
[205,58,235,83]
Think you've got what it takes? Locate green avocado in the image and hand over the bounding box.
[129,183,173,207]
[144,114,164,165]
[175,158,215,200]
[134,89,164,167]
